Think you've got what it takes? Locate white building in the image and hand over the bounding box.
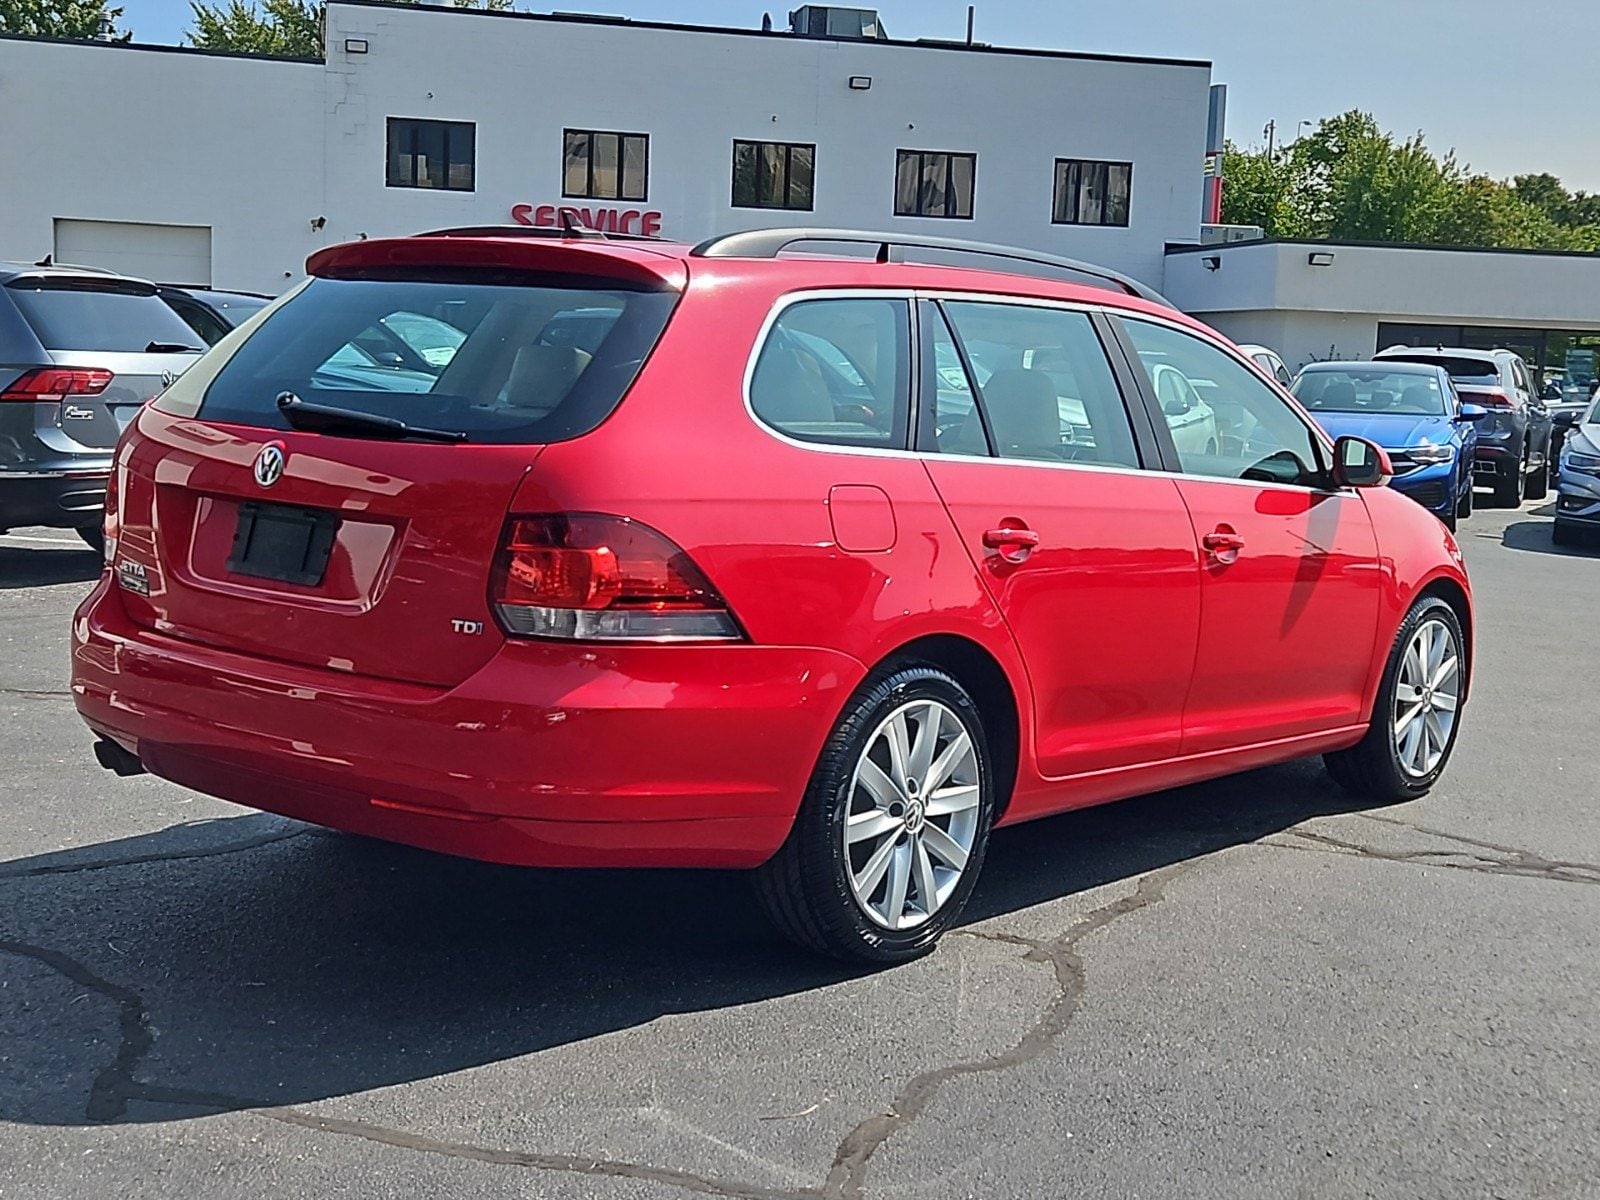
[1164,239,1600,382]
[0,2,1213,294]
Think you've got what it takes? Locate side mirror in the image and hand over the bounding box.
[1553,409,1580,429]
[1163,398,1190,416]
[1457,403,1488,423]
[1543,384,1563,401]
[1331,436,1393,488]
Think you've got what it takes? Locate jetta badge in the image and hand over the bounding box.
[253,442,287,489]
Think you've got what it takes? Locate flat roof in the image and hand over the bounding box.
[329,0,1211,70]
[1168,237,1600,263]
[0,31,323,64]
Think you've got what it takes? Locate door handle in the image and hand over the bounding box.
[982,525,1040,564]
[1202,526,1245,563]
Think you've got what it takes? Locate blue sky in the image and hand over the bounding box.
[117,0,1600,191]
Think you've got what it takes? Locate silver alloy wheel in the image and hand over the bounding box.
[843,699,981,930]
[1392,617,1461,779]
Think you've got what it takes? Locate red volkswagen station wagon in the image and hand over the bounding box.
[71,228,1473,962]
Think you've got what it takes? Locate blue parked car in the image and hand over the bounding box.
[1291,361,1486,531]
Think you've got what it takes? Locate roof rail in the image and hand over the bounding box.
[689,227,1171,307]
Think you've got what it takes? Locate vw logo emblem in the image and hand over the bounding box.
[253,443,287,489]
[159,371,177,389]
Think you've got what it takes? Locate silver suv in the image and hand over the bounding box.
[0,264,205,548]
[1375,345,1553,507]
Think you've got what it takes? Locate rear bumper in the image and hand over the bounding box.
[0,467,109,533]
[71,579,866,868]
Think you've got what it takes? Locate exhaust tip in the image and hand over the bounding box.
[93,737,147,777]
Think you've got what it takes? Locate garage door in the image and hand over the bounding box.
[53,219,212,287]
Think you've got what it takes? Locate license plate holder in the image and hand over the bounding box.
[227,501,339,586]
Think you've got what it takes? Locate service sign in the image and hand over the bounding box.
[510,204,663,237]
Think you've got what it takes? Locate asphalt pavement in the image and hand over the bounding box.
[1,500,1596,1200]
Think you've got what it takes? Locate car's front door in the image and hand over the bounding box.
[1115,316,1383,755]
[918,298,1201,779]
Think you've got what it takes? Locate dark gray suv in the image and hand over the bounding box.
[1376,345,1553,507]
[0,264,204,548]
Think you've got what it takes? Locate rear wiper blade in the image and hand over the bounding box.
[275,392,468,443]
[145,341,204,353]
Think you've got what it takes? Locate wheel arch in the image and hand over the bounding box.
[875,633,1023,821]
[1416,574,1473,705]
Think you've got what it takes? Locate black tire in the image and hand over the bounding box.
[1491,454,1525,508]
[1324,595,1466,803]
[75,526,105,554]
[1442,506,1457,533]
[1525,449,1549,501]
[1455,477,1473,520]
[1552,519,1579,547]
[754,664,997,964]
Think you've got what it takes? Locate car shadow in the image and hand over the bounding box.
[0,759,1396,1127]
[0,544,103,590]
[1500,519,1598,557]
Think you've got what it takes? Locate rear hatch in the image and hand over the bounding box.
[113,240,683,687]
[4,274,205,455]
[1383,353,1512,437]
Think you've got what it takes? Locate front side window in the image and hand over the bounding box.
[1053,159,1132,227]
[928,301,1138,468]
[564,130,649,201]
[386,118,475,191]
[895,150,976,219]
[733,140,815,210]
[1122,319,1325,487]
[749,298,911,448]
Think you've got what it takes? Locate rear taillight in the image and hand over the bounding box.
[1474,389,1514,409]
[491,514,742,642]
[102,465,119,567]
[0,367,113,402]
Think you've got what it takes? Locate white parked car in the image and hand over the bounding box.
[1236,343,1293,388]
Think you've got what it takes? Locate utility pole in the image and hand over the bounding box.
[1264,119,1276,159]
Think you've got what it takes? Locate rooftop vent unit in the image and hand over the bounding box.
[1200,224,1266,246]
[788,6,887,39]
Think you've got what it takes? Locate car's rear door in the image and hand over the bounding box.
[1111,315,1382,754]
[917,297,1200,778]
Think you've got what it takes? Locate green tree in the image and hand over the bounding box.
[1221,110,1600,252]
[187,0,511,56]
[0,0,126,40]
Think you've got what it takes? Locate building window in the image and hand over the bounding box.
[386,118,476,191]
[564,129,649,201]
[894,149,975,219]
[733,140,816,211]
[1053,159,1132,227]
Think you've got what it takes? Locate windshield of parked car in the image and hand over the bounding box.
[8,277,204,352]
[185,272,677,444]
[1294,369,1450,415]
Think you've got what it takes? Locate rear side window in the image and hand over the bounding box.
[749,298,911,448]
[929,300,1139,468]
[8,278,202,352]
[188,273,677,445]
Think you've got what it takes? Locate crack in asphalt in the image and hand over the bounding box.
[1268,827,1600,886]
[0,863,1192,1200]
[0,938,152,1122]
[0,686,70,701]
[821,862,1192,1199]
[0,828,310,880]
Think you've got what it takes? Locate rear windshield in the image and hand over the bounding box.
[1386,354,1498,383]
[1294,369,1449,415]
[8,278,204,352]
[192,273,678,445]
